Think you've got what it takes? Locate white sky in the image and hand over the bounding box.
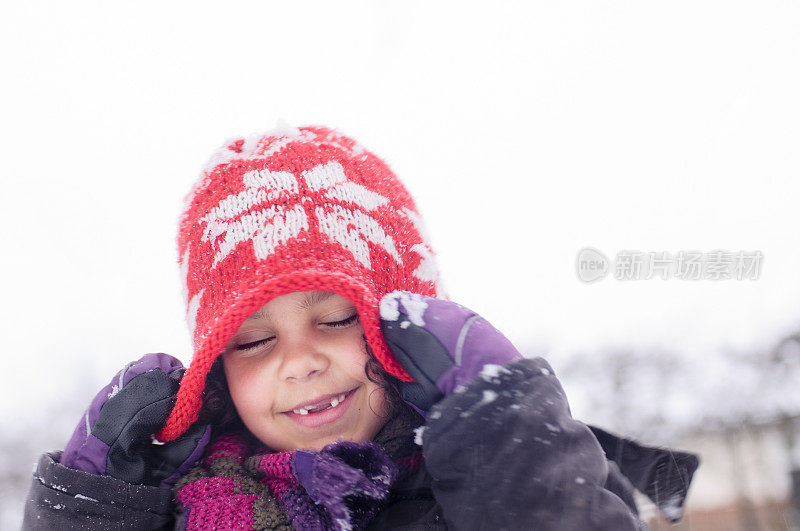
[2,1,800,421]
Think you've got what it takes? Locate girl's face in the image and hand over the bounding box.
[221,291,391,451]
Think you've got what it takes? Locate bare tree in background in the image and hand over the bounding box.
[555,331,800,531]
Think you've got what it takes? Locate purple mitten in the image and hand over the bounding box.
[379,291,523,413]
[61,353,210,488]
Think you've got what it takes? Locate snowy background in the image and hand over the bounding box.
[2,1,800,528]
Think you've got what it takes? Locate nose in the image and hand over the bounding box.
[275,337,330,382]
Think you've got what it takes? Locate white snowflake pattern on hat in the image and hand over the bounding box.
[199,161,403,270]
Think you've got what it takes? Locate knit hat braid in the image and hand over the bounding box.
[158,125,442,441]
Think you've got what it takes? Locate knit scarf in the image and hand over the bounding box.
[173,413,424,530]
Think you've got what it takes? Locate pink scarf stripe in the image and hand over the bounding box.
[202,433,251,466]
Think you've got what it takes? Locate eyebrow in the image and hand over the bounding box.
[298,291,335,310]
[246,291,336,321]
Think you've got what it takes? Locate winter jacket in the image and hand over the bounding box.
[23,358,698,530]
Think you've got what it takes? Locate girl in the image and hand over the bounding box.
[23,125,697,530]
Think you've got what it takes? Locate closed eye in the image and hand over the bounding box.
[236,337,275,351]
[232,313,359,352]
[323,313,359,328]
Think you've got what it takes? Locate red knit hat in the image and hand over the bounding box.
[158,125,443,442]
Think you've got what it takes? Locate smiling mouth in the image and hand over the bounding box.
[288,388,357,416]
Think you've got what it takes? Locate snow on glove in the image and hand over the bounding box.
[61,352,211,488]
[379,291,523,413]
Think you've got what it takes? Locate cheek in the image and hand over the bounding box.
[339,352,371,384]
[223,359,272,413]
[336,334,389,405]
[337,338,372,378]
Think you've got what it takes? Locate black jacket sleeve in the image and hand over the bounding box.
[421,357,642,531]
[22,451,175,530]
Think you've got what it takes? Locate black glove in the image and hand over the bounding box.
[61,353,211,488]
